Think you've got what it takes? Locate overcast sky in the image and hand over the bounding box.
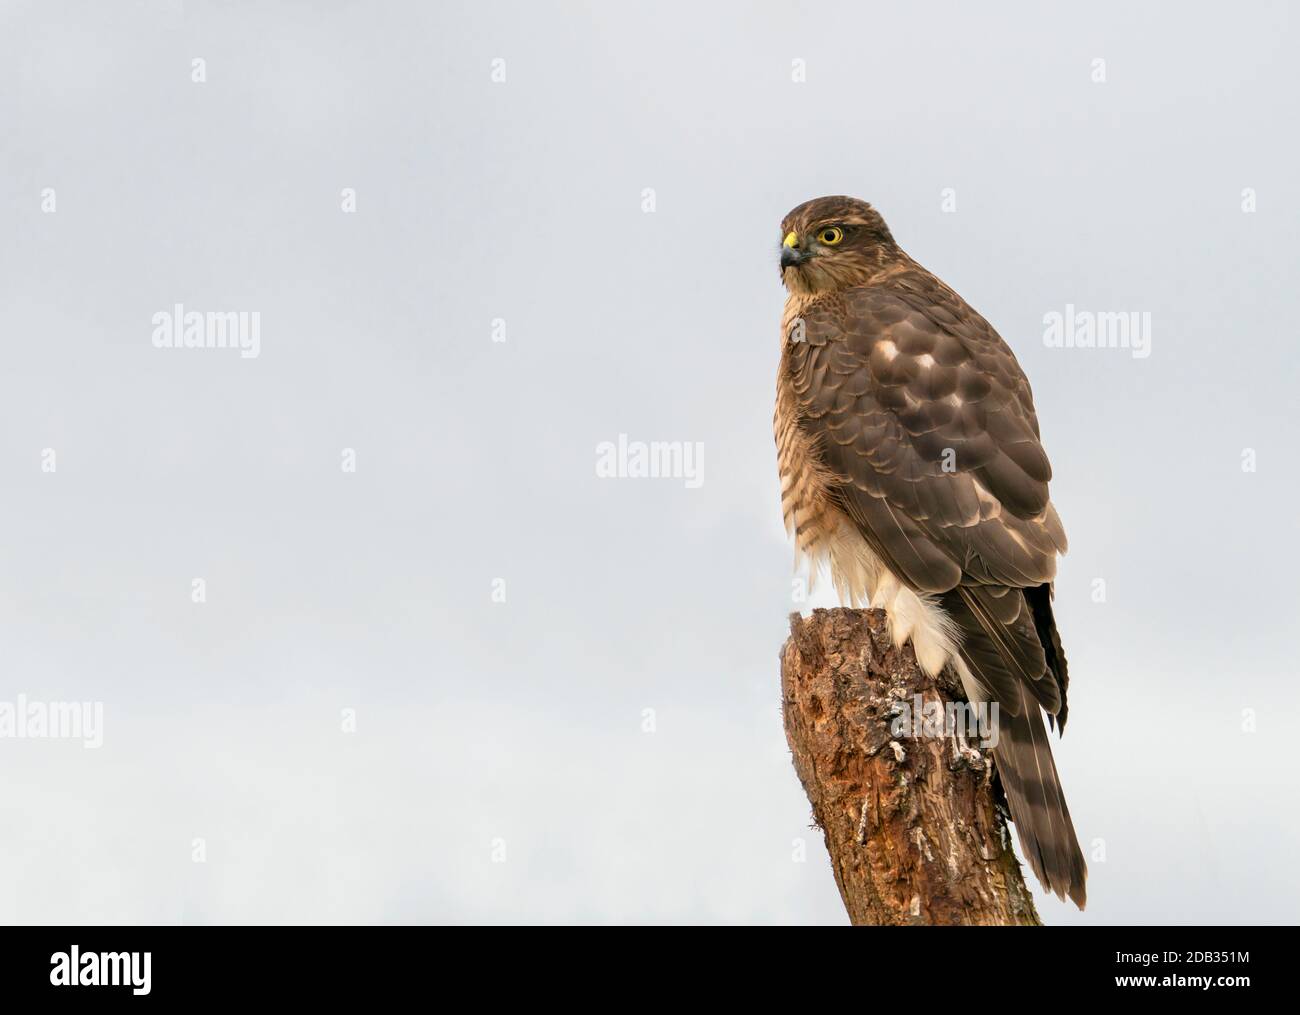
[1,0,1297,924]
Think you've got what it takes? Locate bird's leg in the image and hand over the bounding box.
[951,707,983,770]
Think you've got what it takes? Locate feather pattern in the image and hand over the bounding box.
[774,195,1086,906]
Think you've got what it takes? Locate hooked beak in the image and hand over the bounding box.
[780,231,807,268]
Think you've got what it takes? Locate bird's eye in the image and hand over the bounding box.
[818,226,844,246]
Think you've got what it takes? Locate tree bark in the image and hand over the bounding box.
[781,608,1041,926]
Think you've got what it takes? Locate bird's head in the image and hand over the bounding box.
[779,195,898,294]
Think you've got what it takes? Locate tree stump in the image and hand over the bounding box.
[781,608,1041,926]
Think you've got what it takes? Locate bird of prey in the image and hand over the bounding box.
[774,195,1086,907]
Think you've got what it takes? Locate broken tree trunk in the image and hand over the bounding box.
[781,608,1041,926]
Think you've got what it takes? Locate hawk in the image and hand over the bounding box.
[775,195,1087,907]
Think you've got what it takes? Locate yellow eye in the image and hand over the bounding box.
[817,226,844,246]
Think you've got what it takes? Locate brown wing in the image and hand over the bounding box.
[785,274,1068,715]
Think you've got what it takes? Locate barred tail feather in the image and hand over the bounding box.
[994,684,1087,907]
